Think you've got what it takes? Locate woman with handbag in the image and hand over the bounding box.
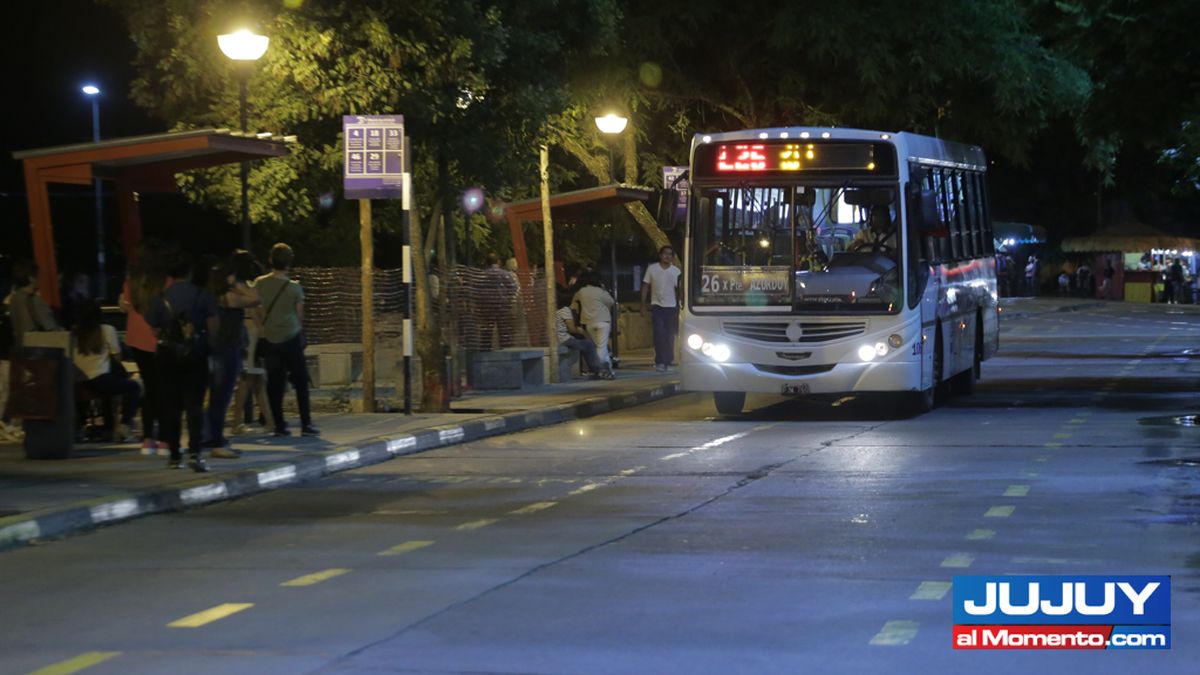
[120,243,168,455]
[254,242,318,437]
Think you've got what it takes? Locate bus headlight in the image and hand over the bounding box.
[857,345,877,362]
[888,333,903,349]
[711,344,732,362]
[691,334,732,362]
[875,342,889,356]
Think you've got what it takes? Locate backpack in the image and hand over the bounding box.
[156,298,200,361]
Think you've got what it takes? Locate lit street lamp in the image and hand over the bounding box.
[82,84,106,298]
[218,28,269,249]
[594,112,629,367]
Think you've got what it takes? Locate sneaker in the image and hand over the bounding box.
[211,445,241,459]
[188,457,209,473]
[655,364,667,372]
[272,427,291,437]
[600,370,616,380]
[301,425,321,437]
[167,457,184,470]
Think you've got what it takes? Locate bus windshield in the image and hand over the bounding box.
[691,183,903,313]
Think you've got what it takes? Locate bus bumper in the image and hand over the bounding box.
[681,360,922,395]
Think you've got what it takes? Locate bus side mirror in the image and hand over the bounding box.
[656,188,680,231]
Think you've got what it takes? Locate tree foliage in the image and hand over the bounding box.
[103,0,618,263]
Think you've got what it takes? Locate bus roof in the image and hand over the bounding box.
[691,127,987,172]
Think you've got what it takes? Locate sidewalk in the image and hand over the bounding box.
[0,349,680,551]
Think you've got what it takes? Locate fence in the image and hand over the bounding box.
[293,265,548,351]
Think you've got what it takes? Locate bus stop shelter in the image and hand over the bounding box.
[13,129,291,306]
[503,183,658,277]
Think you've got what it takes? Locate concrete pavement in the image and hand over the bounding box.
[0,297,1178,552]
[0,350,680,552]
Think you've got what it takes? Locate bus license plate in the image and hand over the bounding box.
[781,383,810,395]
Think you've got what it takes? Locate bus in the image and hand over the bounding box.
[668,127,999,414]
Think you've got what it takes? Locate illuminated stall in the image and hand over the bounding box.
[1062,223,1199,302]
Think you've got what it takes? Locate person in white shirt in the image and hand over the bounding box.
[72,299,141,442]
[571,273,615,370]
[555,291,612,379]
[641,245,682,371]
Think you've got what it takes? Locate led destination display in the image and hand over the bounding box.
[694,140,896,177]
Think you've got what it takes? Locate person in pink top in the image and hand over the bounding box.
[120,244,169,455]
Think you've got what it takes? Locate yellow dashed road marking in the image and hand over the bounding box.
[869,620,919,646]
[966,529,995,540]
[941,554,975,569]
[985,506,1015,517]
[27,652,120,675]
[1043,442,1062,449]
[509,501,558,515]
[910,582,951,600]
[1003,485,1030,497]
[1034,456,1050,462]
[1052,432,1072,439]
[456,518,499,531]
[378,540,435,556]
[1068,418,1086,425]
[168,603,254,628]
[280,568,351,587]
[567,483,601,496]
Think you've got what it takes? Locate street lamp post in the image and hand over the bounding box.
[594,113,628,367]
[82,85,105,298]
[218,28,269,250]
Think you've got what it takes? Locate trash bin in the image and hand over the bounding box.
[8,345,74,459]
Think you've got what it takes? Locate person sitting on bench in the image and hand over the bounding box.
[73,299,141,442]
[555,290,613,380]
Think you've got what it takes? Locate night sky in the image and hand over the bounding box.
[2,1,166,290]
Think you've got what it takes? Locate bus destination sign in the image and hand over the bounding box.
[697,266,791,305]
[697,140,895,177]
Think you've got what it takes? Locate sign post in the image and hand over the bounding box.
[344,115,406,412]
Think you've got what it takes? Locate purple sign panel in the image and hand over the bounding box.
[343,115,405,200]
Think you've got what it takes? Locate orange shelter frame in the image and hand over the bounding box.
[502,184,656,276]
[13,129,290,306]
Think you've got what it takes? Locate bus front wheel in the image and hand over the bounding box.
[714,392,746,415]
[910,330,943,414]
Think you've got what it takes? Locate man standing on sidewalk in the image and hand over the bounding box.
[255,243,318,437]
[642,245,681,372]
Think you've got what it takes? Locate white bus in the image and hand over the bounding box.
[670,127,999,414]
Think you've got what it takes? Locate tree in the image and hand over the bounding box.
[615,0,1090,164]
[105,0,618,410]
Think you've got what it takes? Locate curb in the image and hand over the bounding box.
[0,381,682,552]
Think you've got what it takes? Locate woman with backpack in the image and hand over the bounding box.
[203,251,260,457]
[146,254,217,472]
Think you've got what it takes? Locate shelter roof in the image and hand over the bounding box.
[13,128,292,190]
[504,184,658,224]
[1061,222,1200,253]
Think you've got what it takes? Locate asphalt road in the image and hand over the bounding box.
[2,300,1199,674]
